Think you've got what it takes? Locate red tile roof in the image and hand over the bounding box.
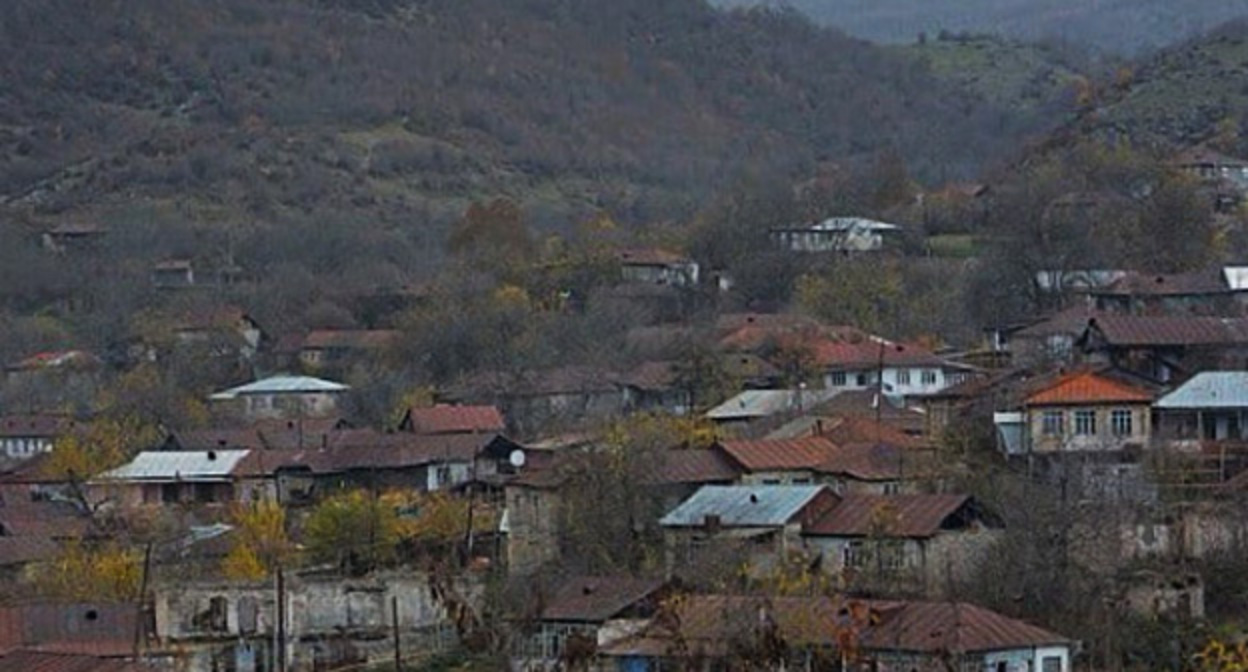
[1025,370,1155,406]
[540,576,667,622]
[804,494,974,537]
[810,339,947,369]
[404,405,505,435]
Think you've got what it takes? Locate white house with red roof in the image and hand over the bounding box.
[814,338,978,398]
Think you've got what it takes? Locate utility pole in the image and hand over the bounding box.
[276,566,287,672]
[392,595,402,672]
[131,542,153,659]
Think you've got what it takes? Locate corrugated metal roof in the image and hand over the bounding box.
[659,485,828,528]
[716,437,836,472]
[404,405,505,435]
[96,450,251,481]
[540,576,666,623]
[644,450,741,486]
[1091,315,1248,347]
[0,650,151,672]
[804,494,973,538]
[813,217,900,232]
[705,389,840,420]
[1155,371,1248,409]
[599,595,1070,659]
[210,375,348,399]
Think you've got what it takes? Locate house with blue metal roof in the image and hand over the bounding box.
[209,375,350,421]
[659,484,837,581]
[1155,371,1248,444]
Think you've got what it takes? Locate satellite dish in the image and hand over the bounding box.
[508,449,527,469]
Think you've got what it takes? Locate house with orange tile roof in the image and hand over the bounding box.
[1021,369,1157,453]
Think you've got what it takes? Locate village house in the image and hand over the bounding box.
[0,414,77,459]
[445,366,627,437]
[1172,145,1248,188]
[90,450,273,507]
[598,594,1074,672]
[713,436,925,495]
[170,306,266,362]
[801,494,1001,597]
[812,338,980,399]
[517,575,669,666]
[619,361,693,417]
[152,258,195,288]
[1154,371,1248,446]
[776,390,929,439]
[1075,314,1248,384]
[770,217,901,253]
[1086,267,1248,317]
[705,389,841,436]
[209,375,350,421]
[659,484,838,580]
[1019,369,1155,454]
[399,404,507,435]
[4,349,101,388]
[616,248,700,287]
[40,222,108,254]
[297,329,399,370]
[502,461,566,575]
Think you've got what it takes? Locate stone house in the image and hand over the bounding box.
[658,484,838,580]
[210,375,350,421]
[1021,369,1155,454]
[90,450,274,508]
[801,493,1001,597]
[517,575,669,666]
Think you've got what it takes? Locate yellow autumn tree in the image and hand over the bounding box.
[221,500,295,581]
[30,541,142,601]
[41,415,160,483]
[1196,639,1248,671]
[304,489,401,573]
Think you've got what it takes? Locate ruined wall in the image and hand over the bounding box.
[153,571,472,671]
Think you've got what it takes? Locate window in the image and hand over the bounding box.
[435,465,453,487]
[882,481,901,495]
[830,371,847,386]
[1042,411,1064,437]
[1074,410,1097,436]
[844,540,867,568]
[1111,409,1133,437]
[920,370,938,386]
[1041,656,1063,672]
[879,541,906,570]
[896,369,911,386]
[856,373,869,387]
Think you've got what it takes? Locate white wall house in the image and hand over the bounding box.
[771,217,900,253]
[210,375,350,421]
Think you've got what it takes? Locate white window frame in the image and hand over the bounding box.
[1111,409,1133,437]
[1042,410,1064,437]
[896,369,911,386]
[1074,409,1097,436]
[920,370,938,386]
[844,540,867,569]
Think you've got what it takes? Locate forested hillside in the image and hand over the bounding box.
[723,0,1248,54]
[0,0,1032,240]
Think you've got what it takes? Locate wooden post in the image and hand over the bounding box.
[131,542,153,659]
[277,567,287,672]
[392,595,402,672]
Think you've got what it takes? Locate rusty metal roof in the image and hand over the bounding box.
[716,437,838,472]
[1088,315,1248,347]
[860,601,1071,653]
[540,576,667,623]
[0,651,151,672]
[403,404,505,435]
[804,494,974,538]
[645,450,741,486]
[600,595,1070,659]
[0,603,139,658]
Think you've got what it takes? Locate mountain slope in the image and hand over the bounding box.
[1,0,1032,241]
[719,0,1248,54]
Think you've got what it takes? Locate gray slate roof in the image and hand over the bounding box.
[211,375,349,399]
[1155,371,1248,409]
[96,450,251,482]
[660,485,828,528]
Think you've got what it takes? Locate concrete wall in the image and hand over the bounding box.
[505,485,562,575]
[153,571,469,672]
